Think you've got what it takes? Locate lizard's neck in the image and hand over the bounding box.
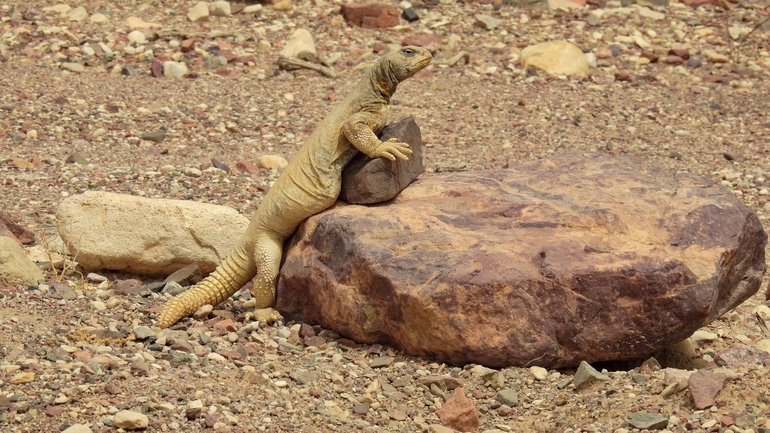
[368,60,399,101]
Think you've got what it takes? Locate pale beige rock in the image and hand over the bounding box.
[124,16,162,29]
[258,155,289,170]
[43,4,71,14]
[62,424,93,433]
[68,6,88,21]
[163,61,189,78]
[242,4,264,14]
[56,191,249,275]
[113,410,149,429]
[279,29,317,60]
[10,372,35,384]
[636,6,665,20]
[127,30,147,45]
[90,13,108,23]
[549,0,585,10]
[61,63,85,73]
[521,40,590,76]
[0,237,44,287]
[188,2,210,22]
[210,0,232,17]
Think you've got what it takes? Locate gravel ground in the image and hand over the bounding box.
[2,0,770,432]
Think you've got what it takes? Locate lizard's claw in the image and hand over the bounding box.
[375,138,412,161]
[245,307,283,324]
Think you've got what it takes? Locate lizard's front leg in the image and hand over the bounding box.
[343,115,413,161]
[246,233,284,323]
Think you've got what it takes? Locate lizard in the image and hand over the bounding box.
[156,46,432,328]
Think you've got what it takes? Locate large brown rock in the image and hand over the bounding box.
[276,152,766,368]
[340,117,425,204]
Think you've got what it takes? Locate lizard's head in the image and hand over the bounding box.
[387,46,432,81]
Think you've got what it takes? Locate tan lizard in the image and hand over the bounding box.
[156,46,432,328]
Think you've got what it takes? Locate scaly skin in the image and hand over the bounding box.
[157,46,432,328]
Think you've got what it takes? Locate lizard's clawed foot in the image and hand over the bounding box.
[245,307,283,324]
[375,138,412,161]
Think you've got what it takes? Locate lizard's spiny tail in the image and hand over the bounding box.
[156,245,257,328]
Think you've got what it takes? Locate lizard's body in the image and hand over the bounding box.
[157,46,432,328]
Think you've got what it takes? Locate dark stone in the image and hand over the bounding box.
[402,7,419,22]
[121,65,136,76]
[66,153,88,164]
[211,158,230,173]
[276,152,766,368]
[687,58,703,68]
[340,117,424,204]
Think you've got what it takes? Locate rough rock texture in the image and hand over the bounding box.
[56,191,249,275]
[0,212,35,244]
[0,236,45,286]
[340,117,425,204]
[276,152,766,368]
[521,40,590,76]
[340,3,400,29]
[436,388,479,433]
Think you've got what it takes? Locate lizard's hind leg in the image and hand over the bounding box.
[156,243,257,328]
[247,234,284,323]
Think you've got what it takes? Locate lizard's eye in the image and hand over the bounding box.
[402,48,414,55]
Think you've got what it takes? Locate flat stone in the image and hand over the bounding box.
[276,152,766,368]
[62,424,93,433]
[113,410,149,429]
[56,191,249,275]
[628,412,669,430]
[573,361,611,389]
[340,117,425,204]
[163,264,202,286]
[0,212,35,244]
[714,343,769,367]
[496,389,519,406]
[689,369,728,409]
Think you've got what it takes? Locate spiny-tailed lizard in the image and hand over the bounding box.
[157,46,432,328]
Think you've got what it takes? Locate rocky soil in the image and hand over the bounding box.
[2,0,770,432]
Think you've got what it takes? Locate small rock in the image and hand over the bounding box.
[210,1,232,17]
[113,410,149,429]
[714,343,769,367]
[436,388,479,433]
[127,30,146,45]
[163,61,189,78]
[353,403,369,414]
[62,424,93,433]
[628,412,669,430]
[193,304,214,319]
[67,6,88,21]
[703,50,729,64]
[475,14,501,30]
[66,153,88,164]
[258,155,288,170]
[402,7,419,22]
[140,129,166,143]
[90,13,108,23]
[689,369,728,409]
[691,330,718,342]
[61,63,85,73]
[573,361,610,389]
[121,65,136,76]
[370,356,395,368]
[124,16,162,29]
[496,389,519,406]
[133,326,156,340]
[188,2,209,22]
[521,40,590,76]
[530,366,548,380]
[595,47,613,60]
[636,6,665,20]
[10,372,35,384]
